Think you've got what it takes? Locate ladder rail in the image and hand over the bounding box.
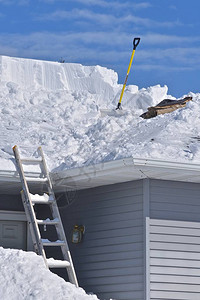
[38,146,78,286]
[21,191,48,267]
[13,146,47,262]
[13,145,78,287]
[51,201,78,286]
[37,146,53,190]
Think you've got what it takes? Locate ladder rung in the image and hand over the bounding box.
[21,157,42,163]
[30,193,54,204]
[47,258,70,268]
[42,239,65,246]
[32,200,54,204]
[36,218,59,225]
[26,177,48,183]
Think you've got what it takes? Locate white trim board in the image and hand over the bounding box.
[52,157,200,191]
[0,210,26,221]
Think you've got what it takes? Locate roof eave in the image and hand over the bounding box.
[1,157,200,194]
[52,157,200,192]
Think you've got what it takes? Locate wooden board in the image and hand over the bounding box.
[140,96,192,119]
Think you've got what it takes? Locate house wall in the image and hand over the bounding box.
[148,179,200,300]
[60,180,145,300]
[2,178,200,300]
[0,194,24,211]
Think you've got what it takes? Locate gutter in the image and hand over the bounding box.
[53,157,135,179]
[1,157,200,189]
[52,157,200,191]
[53,157,200,180]
[133,158,200,171]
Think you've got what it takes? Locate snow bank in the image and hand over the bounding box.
[0,247,99,300]
[0,55,199,172]
[0,56,117,101]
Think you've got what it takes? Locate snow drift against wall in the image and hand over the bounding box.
[0,247,99,300]
[0,55,199,172]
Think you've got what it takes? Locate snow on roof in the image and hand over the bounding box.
[0,55,200,183]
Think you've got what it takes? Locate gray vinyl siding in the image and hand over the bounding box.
[60,180,144,300]
[148,180,200,300]
[149,179,200,222]
[149,219,200,300]
[0,194,23,211]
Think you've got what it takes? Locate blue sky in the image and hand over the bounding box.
[0,0,200,97]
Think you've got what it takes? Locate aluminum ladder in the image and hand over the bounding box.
[13,145,78,287]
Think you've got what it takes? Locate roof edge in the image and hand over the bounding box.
[52,157,200,191]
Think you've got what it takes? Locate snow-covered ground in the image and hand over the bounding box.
[0,55,199,172]
[0,247,99,300]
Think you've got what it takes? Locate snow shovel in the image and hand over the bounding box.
[100,37,140,117]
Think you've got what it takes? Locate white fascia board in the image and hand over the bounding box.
[133,158,200,171]
[53,157,200,181]
[52,157,143,191]
[53,157,135,179]
[52,157,200,191]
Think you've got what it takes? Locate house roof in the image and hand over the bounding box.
[1,157,200,194]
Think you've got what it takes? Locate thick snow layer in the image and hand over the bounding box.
[0,55,199,172]
[0,247,99,300]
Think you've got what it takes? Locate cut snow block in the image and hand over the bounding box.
[140,96,192,119]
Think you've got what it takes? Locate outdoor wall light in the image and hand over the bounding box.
[72,225,85,244]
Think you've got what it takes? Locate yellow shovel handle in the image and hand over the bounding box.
[118,48,136,105]
[116,37,140,110]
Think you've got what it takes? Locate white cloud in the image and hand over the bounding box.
[36,8,182,29]
[138,47,200,67]
[0,31,199,66]
[0,0,29,4]
[0,0,12,3]
[138,64,193,72]
[141,33,200,45]
[71,0,152,10]
[170,5,177,10]
[20,31,198,49]
[40,0,152,10]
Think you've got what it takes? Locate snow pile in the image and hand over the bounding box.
[0,55,199,172]
[0,247,99,300]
